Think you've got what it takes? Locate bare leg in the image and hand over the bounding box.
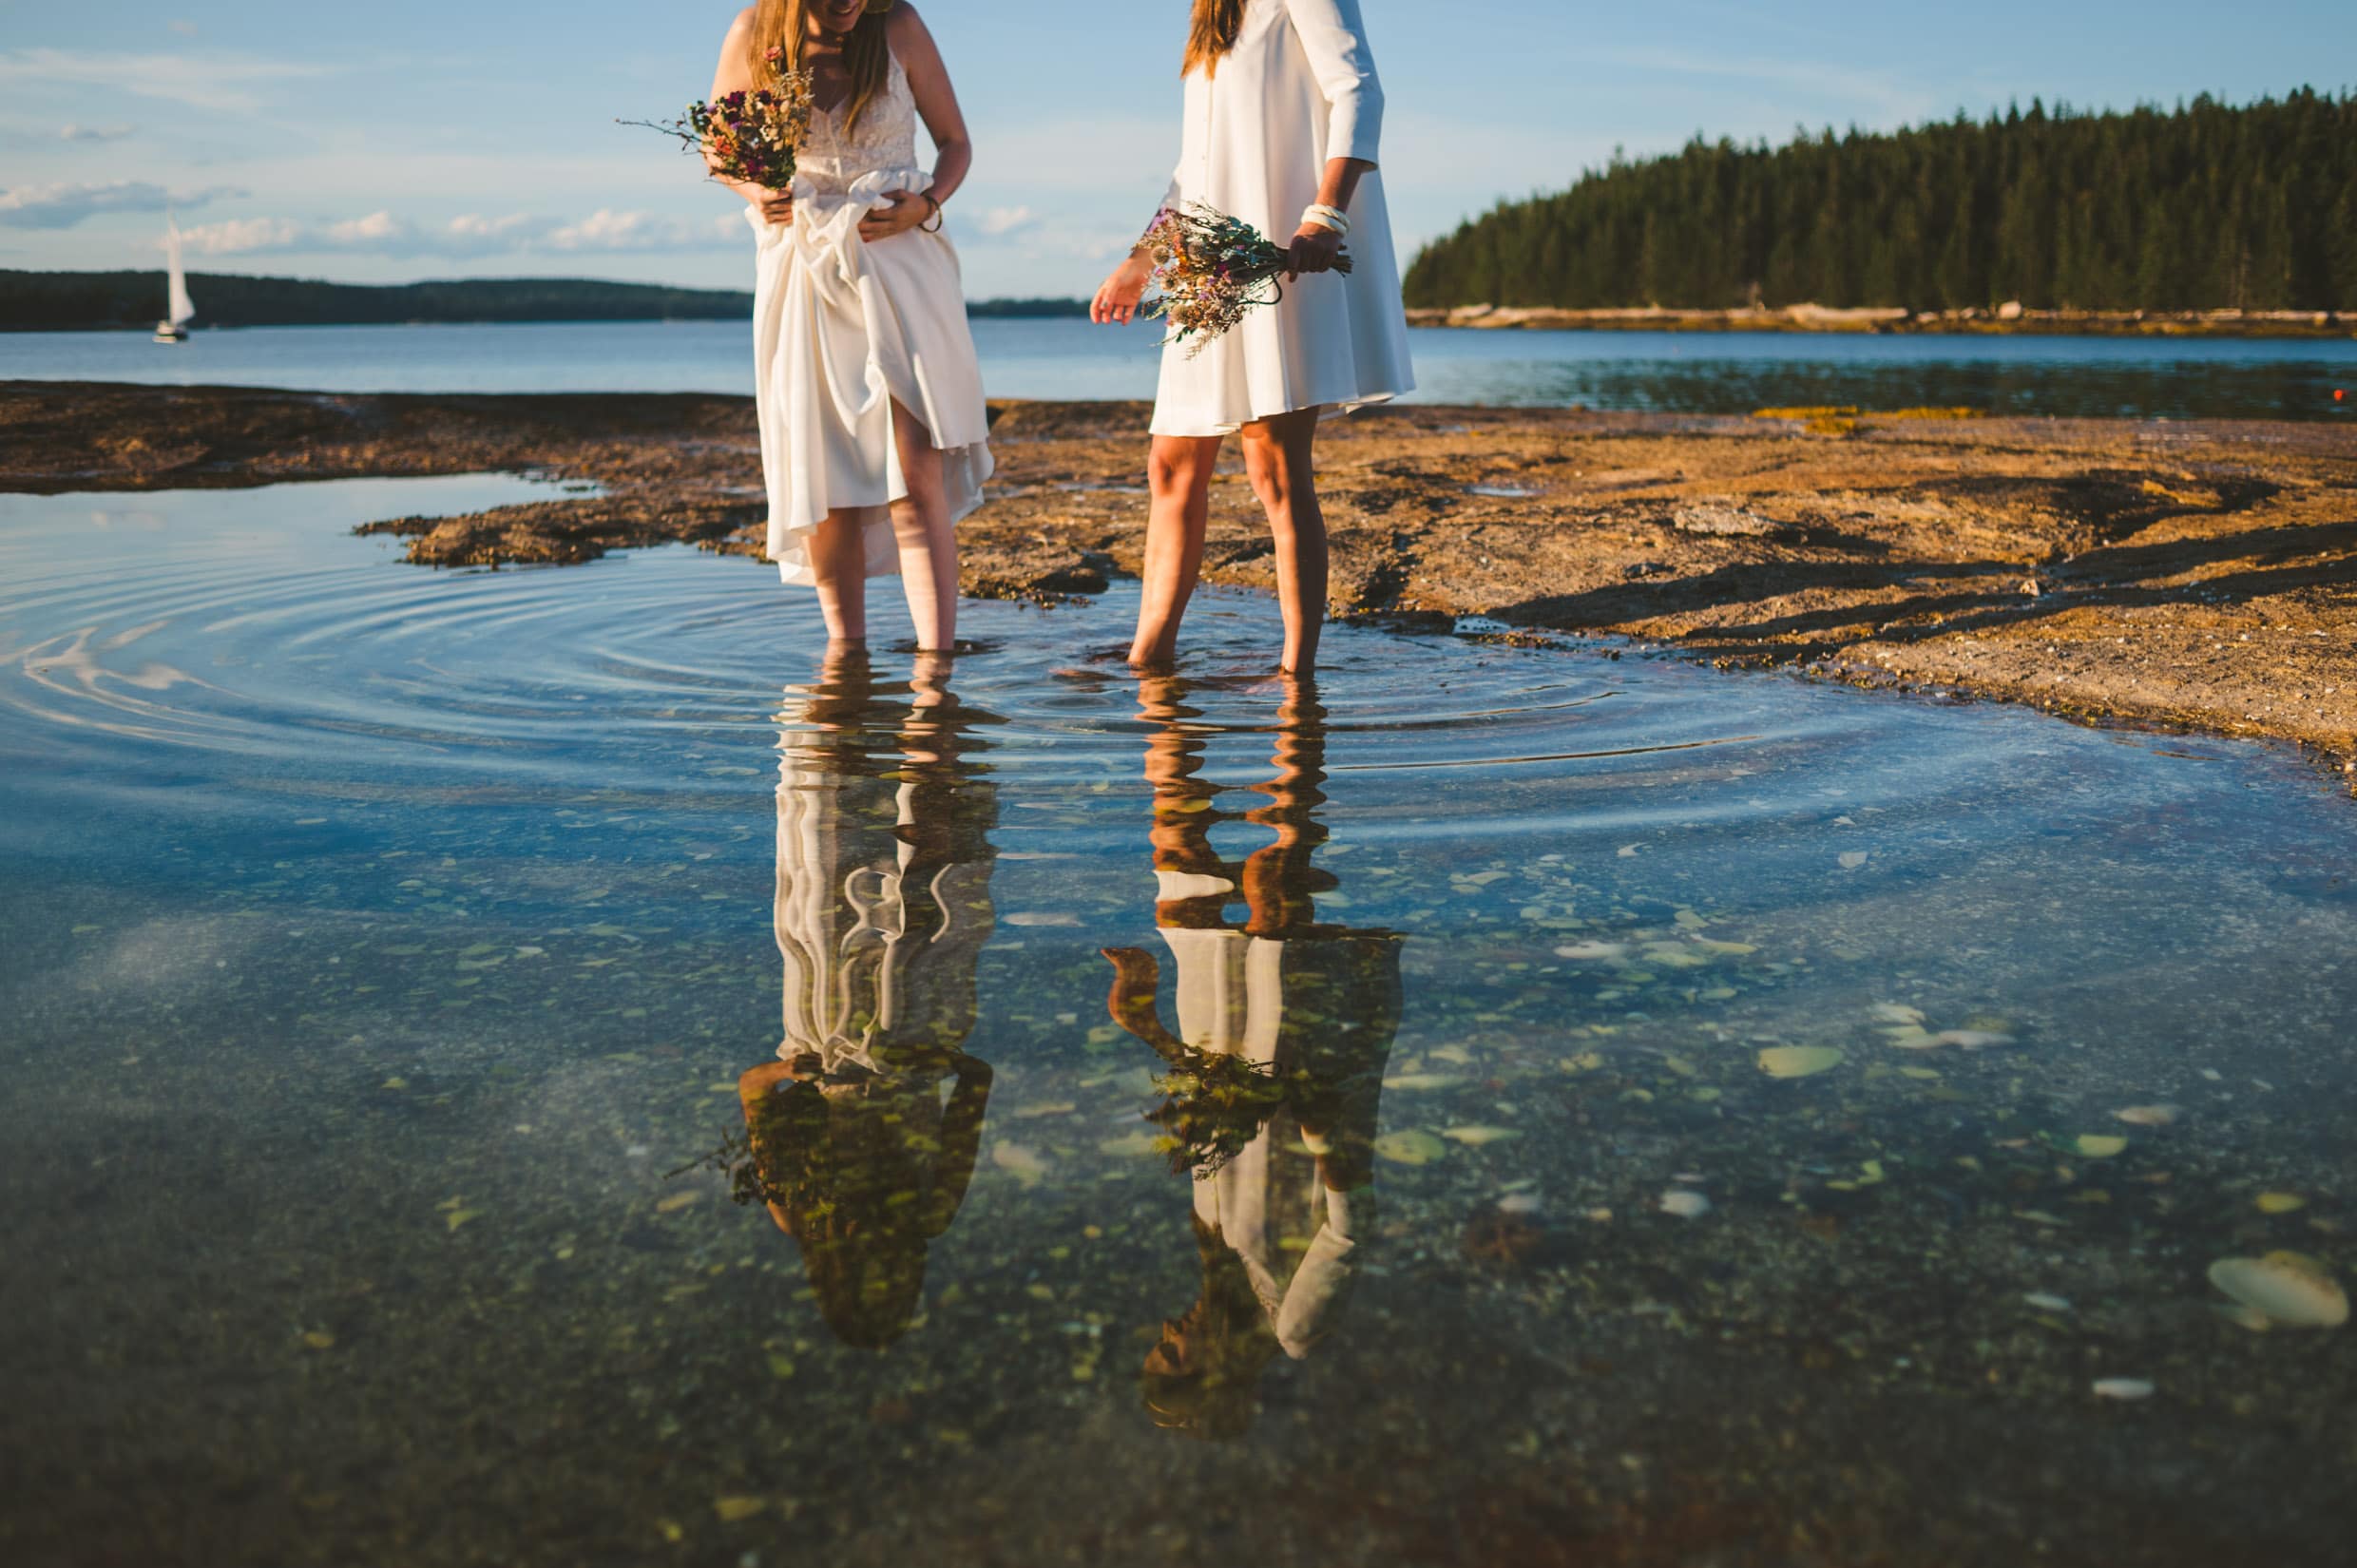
[1131,434,1221,667]
[807,510,874,644]
[888,398,960,652]
[1238,409,1328,675]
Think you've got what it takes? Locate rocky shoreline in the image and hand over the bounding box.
[6,379,2351,777]
[1406,303,2357,338]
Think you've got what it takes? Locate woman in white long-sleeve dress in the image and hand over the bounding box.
[1093,0,1413,675]
[707,0,992,650]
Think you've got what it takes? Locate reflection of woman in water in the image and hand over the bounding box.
[1102,676,1402,1439]
[733,648,999,1348]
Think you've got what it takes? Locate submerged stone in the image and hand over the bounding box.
[1757,1045,1845,1079]
[2208,1252,2349,1329]
[2113,1104,2180,1126]
[1374,1130,1447,1166]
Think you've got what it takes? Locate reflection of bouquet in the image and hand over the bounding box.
[1142,201,1352,356]
[622,50,814,190]
[673,1127,777,1209]
[1146,1046,1309,1178]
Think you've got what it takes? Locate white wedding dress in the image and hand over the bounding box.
[749,50,993,587]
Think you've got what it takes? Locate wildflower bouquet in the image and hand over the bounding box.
[622,49,815,190]
[1141,201,1352,356]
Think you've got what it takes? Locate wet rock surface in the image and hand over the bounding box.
[7,379,2352,766]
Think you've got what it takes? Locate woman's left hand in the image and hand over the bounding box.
[1285,222,1345,279]
[859,188,932,242]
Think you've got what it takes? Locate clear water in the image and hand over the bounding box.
[6,316,2353,420]
[3,478,2352,1566]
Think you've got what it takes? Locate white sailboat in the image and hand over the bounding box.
[154,216,194,343]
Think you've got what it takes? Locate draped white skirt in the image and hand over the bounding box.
[750,165,994,586]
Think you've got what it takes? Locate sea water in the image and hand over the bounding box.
[4,317,2352,421]
[1,477,2351,1565]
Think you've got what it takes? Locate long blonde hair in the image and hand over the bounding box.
[1182,0,1247,78]
[752,0,892,131]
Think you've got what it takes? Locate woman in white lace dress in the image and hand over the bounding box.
[707,0,992,651]
[1092,0,1413,675]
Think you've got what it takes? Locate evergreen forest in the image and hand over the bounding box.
[1404,89,2357,312]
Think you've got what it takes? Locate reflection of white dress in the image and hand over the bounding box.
[774,720,993,1072]
[1150,0,1414,437]
[1159,925,1369,1360]
[750,50,993,587]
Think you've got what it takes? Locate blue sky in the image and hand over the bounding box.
[3,1,2350,298]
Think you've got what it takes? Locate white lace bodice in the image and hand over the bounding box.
[797,51,920,196]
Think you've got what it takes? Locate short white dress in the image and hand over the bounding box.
[1151,0,1415,438]
[749,50,993,586]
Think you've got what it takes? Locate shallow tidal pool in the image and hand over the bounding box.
[2,477,2351,1567]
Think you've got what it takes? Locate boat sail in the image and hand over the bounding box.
[155,217,194,343]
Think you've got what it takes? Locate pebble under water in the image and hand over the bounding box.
[1,477,2351,1567]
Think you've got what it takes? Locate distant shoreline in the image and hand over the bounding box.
[1408,303,2357,340]
[0,268,1087,332]
[14,305,2350,341]
[0,303,1092,335]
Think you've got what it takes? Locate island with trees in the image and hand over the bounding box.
[1405,89,2356,335]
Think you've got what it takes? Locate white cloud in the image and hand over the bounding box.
[949,212,1146,297]
[0,181,170,229]
[164,208,746,260]
[325,210,410,245]
[973,204,1039,238]
[545,209,738,252]
[0,48,332,115]
[181,216,303,255]
[59,124,136,143]
[448,212,537,242]
[963,214,1135,262]
[545,210,660,251]
[0,180,241,229]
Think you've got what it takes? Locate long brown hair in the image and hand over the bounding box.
[752,0,893,132]
[1182,0,1247,78]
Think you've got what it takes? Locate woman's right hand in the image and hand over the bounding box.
[1091,253,1153,325]
[755,188,795,226]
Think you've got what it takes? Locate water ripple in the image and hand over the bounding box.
[0,474,2160,844]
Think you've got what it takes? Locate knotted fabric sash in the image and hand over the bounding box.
[749,165,929,545]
